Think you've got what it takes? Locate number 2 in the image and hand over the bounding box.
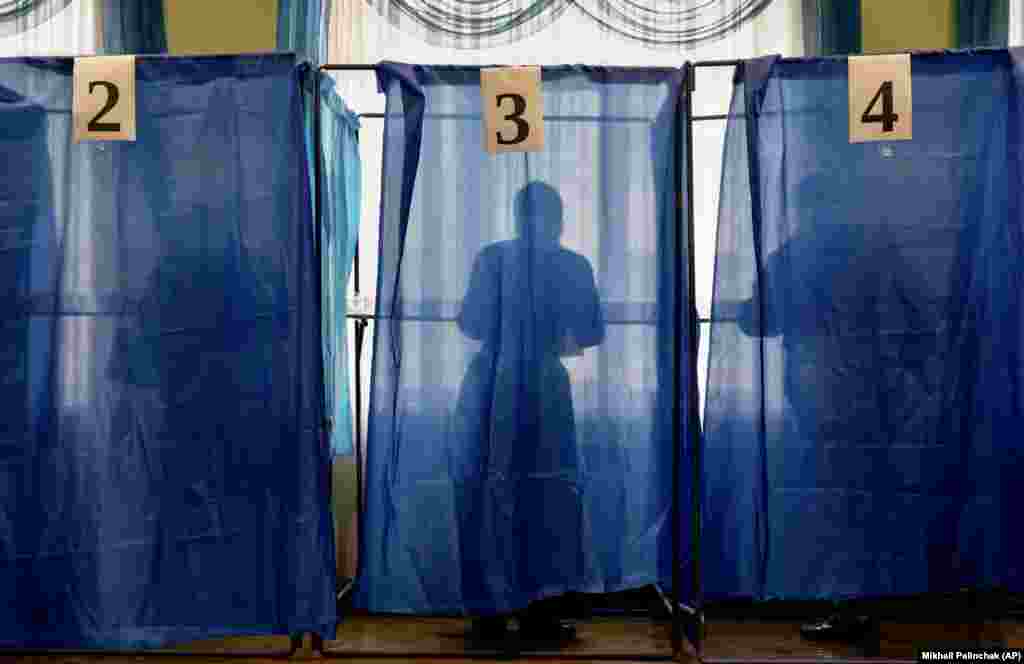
[496,93,529,145]
[88,81,121,132]
[861,80,898,132]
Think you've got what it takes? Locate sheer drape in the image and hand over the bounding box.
[1010,0,1024,47]
[0,0,168,56]
[0,55,335,648]
[355,63,691,614]
[704,51,1024,600]
[0,0,98,56]
[320,76,360,458]
[323,0,804,584]
[279,0,329,64]
[365,0,777,49]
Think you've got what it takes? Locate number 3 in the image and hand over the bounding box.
[88,80,121,132]
[861,80,898,132]
[496,93,529,145]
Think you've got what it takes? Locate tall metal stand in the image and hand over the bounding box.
[314,61,701,661]
[683,61,705,659]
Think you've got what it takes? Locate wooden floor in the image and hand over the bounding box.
[1,617,1020,663]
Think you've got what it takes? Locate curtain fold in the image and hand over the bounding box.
[0,0,98,55]
[365,0,781,49]
[704,50,1024,601]
[278,0,328,65]
[0,0,73,39]
[808,0,860,55]
[356,62,693,614]
[1011,0,1023,47]
[364,0,568,49]
[956,0,1009,48]
[320,75,360,457]
[98,0,167,54]
[572,0,776,48]
[0,54,336,648]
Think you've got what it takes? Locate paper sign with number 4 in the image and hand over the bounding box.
[480,66,544,154]
[848,53,912,143]
[74,55,136,143]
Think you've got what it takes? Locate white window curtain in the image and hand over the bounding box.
[0,0,102,433]
[0,0,99,55]
[325,0,807,580]
[1012,0,1024,46]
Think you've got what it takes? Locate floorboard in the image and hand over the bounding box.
[0,617,1018,663]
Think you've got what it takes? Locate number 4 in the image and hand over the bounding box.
[862,80,898,132]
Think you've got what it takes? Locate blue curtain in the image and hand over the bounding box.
[356,63,693,615]
[100,0,168,54]
[319,76,360,456]
[278,0,328,65]
[704,51,1024,601]
[0,55,336,648]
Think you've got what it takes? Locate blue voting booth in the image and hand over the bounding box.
[704,50,1024,601]
[0,54,336,649]
[354,63,697,616]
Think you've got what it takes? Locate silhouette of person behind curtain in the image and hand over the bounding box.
[721,173,938,458]
[718,173,941,641]
[0,86,58,639]
[451,181,605,642]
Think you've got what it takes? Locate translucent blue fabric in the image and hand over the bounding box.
[319,76,360,456]
[357,63,694,614]
[0,55,336,648]
[704,50,1024,601]
[277,0,328,66]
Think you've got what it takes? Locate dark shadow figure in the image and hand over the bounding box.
[107,229,289,615]
[450,181,605,643]
[719,173,942,643]
[0,85,56,645]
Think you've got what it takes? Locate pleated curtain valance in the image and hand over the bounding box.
[365,0,776,49]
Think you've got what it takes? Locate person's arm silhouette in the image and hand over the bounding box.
[712,244,787,339]
[560,256,604,356]
[457,245,498,343]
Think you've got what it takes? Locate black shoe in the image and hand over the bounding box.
[518,616,577,643]
[800,613,875,642]
[468,616,508,643]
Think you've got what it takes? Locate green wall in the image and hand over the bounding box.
[164,0,278,55]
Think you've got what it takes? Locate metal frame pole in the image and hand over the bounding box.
[671,61,686,659]
[683,60,704,658]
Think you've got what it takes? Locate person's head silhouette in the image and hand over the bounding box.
[514,181,563,246]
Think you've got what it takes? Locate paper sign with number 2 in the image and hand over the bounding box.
[74,55,136,143]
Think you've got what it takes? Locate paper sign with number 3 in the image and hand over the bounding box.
[848,53,912,143]
[481,66,544,154]
[74,55,136,143]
